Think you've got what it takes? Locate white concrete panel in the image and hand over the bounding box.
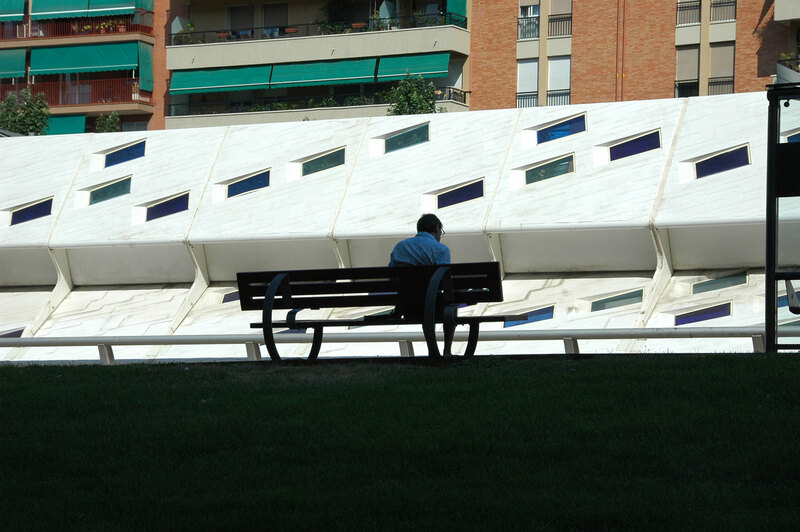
[666,224,764,270]
[0,248,57,286]
[204,240,340,281]
[66,245,195,285]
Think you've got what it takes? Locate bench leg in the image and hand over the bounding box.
[462,322,480,358]
[306,326,324,361]
[423,266,454,358]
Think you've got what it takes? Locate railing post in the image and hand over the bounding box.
[563,337,579,355]
[751,334,766,354]
[399,340,415,357]
[245,341,262,361]
[98,344,115,365]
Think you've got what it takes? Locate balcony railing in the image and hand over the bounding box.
[518,17,539,40]
[1,79,149,107]
[675,79,700,97]
[708,76,734,95]
[0,11,153,40]
[548,14,572,37]
[546,89,570,106]
[677,1,701,25]
[516,92,538,108]
[169,86,465,116]
[711,0,736,22]
[779,58,800,73]
[169,12,467,46]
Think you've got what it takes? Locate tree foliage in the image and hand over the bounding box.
[385,74,439,116]
[0,88,50,135]
[95,110,121,133]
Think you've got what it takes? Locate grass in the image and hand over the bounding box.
[1,354,799,530]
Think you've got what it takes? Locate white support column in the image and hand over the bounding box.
[563,337,579,354]
[26,248,74,337]
[245,341,262,361]
[168,243,210,334]
[98,344,115,365]
[398,340,415,357]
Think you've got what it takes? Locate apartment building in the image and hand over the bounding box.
[0,0,160,133]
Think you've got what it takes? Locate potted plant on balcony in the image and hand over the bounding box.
[116,20,126,32]
[284,26,299,34]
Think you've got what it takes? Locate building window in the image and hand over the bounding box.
[609,131,661,161]
[675,45,700,97]
[675,302,731,325]
[525,155,575,185]
[222,291,240,304]
[302,148,345,176]
[591,289,644,312]
[0,328,24,338]
[105,140,146,168]
[437,179,484,209]
[710,0,737,22]
[517,59,539,108]
[694,145,749,179]
[89,177,131,205]
[547,56,571,106]
[504,305,554,327]
[677,0,701,25]
[518,2,540,39]
[537,115,586,144]
[709,42,734,95]
[788,133,800,143]
[227,170,270,198]
[692,272,747,294]
[146,193,189,221]
[9,198,52,225]
[385,124,429,153]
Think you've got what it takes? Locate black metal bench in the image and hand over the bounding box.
[236,261,520,360]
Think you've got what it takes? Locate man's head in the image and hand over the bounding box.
[417,213,444,242]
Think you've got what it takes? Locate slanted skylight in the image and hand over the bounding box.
[9,198,53,225]
[0,328,24,338]
[222,291,240,304]
[384,123,429,153]
[105,140,146,168]
[302,147,345,176]
[89,176,131,205]
[787,132,800,143]
[526,154,574,185]
[227,170,269,198]
[675,302,731,325]
[695,145,750,179]
[609,131,661,161]
[436,179,484,209]
[537,115,586,144]
[146,192,189,221]
[591,289,644,312]
[692,272,747,294]
[503,306,554,328]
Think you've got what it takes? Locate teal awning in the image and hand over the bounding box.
[138,41,153,91]
[30,42,138,75]
[88,0,135,17]
[170,65,273,94]
[0,0,25,21]
[270,58,377,88]
[0,49,26,78]
[46,115,86,135]
[377,53,450,81]
[446,0,467,17]
[31,0,89,20]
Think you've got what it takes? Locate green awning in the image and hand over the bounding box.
[0,49,26,78]
[87,0,135,17]
[446,0,467,17]
[170,65,273,94]
[31,0,89,20]
[377,53,450,81]
[0,0,25,21]
[138,41,153,91]
[270,58,377,88]
[30,42,138,75]
[46,115,86,135]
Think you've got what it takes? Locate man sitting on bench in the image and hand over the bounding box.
[389,213,450,267]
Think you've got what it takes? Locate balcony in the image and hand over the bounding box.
[0,11,154,40]
[548,14,572,38]
[677,1,701,26]
[708,76,734,95]
[516,92,538,108]
[675,79,700,97]
[546,89,570,106]
[710,0,736,23]
[518,17,539,40]
[777,58,800,84]
[1,78,151,108]
[775,0,800,22]
[169,12,467,46]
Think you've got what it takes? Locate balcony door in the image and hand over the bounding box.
[228,5,253,37]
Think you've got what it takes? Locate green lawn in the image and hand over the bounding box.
[1,354,798,530]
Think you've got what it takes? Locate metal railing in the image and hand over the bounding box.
[708,76,734,95]
[546,89,570,106]
[675,79,699,97]
[711,0,736,22]
[548,13,572,37]
[0,327,769,364]
[677,0,701,25]
[169,86,464,117]
[516,91,538,107]
[518,16,539,39]
[1,79,149,107]
[779,58,800,73]
[0,10,153,40]
[169,12,467,46]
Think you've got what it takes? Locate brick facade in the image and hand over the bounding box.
[735,0,790,93]
[149,0,190,129]
[468,0,519,110]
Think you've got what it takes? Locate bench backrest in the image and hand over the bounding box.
[237,262,503,311]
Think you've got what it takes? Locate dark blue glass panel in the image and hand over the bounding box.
[609,131,661,161]
[146,193,189,221]
[437,180,484,209]
[89,177,131,204]
[11,198,52,225]
[537,115,586,143]
[788,133,800,143]
[222,291,240,304]
[504,306,554,328]
[227,171,269,198]
[695,146,749,178]
[675,302,731,326]
[0,328,24,338]
[777,292,800,308]
[105,141,146,168]
[302,148,345,176]
[385,124,429,153]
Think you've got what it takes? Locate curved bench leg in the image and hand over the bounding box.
[262,273,289,362]
[423,266,454,359]
[463,322,480,358]
[442,305,457,356]
[306,326,324,361]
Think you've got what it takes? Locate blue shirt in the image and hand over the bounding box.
[389,231,451,266]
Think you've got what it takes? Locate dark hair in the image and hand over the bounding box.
[417,213,442,233]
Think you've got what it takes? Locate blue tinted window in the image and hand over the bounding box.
[105,141,146,168]
[675,302,731,325]
[695,146,749,178]
[0,328,24,338]
[89,177,131,205]
[526,155,574,184]
[591,290,643,312]
[504,306,554,328]
[437,180,484,209]
[385,124,429,153]
[11,198,52,225]
[537,115,585,144]
[609,131,660,161]
[146,193,189,221]
[777,291,800,308]
[692,272,746,294]
[222,291,240,304]
[302,148,345,176]
[227,171,269,198]
[788,133,800,143]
